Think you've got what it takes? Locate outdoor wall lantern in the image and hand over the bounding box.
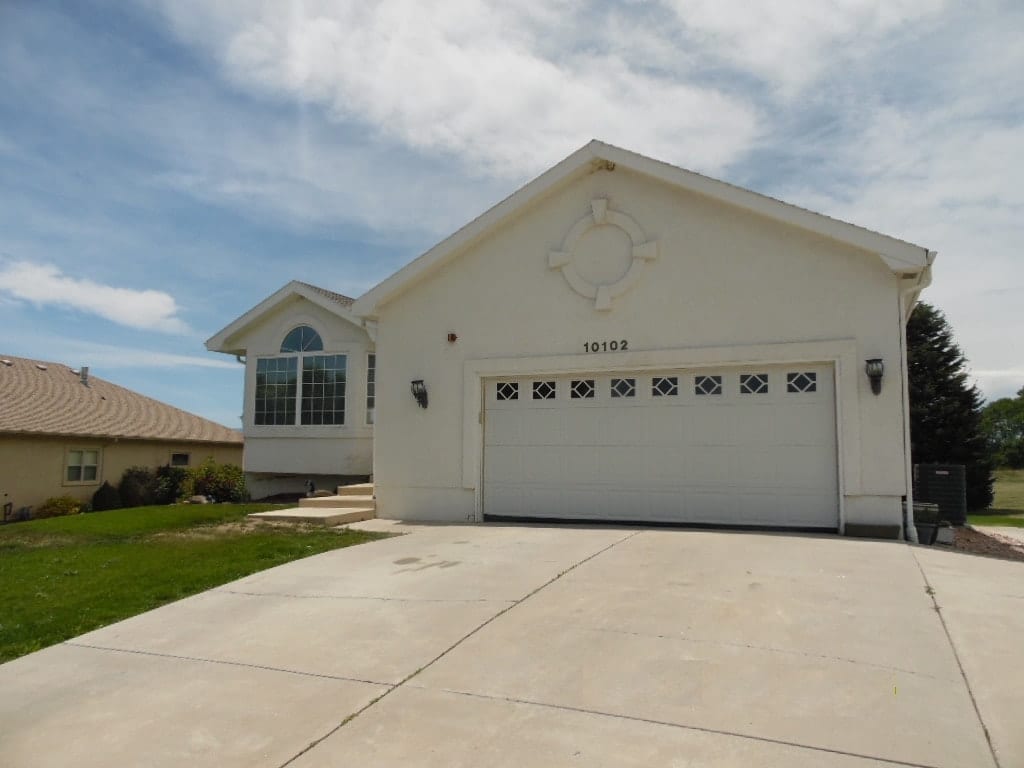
[865,358,884,395]
[410,379,429,409]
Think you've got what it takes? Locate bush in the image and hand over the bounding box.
[119,466,156,507]
[182,459,247,503]
[36,495,85,519]
[91,481,122,511]
[152,464,189,505]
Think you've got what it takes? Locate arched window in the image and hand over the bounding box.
[280,325,323,353]
[255,325,346,426]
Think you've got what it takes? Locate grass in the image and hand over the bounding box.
[0,504,385,663]
[969,468,1024,528]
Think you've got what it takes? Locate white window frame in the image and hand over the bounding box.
[64,448,101,486]
[365,352,376,426]
[253,351,350,427]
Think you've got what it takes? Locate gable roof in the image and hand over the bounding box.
[353,139,934,318]
[206,280,360,356]
[0,355,243,444]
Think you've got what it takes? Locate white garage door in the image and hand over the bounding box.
[483,363,838,528]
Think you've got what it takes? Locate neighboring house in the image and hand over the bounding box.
[213,140,935,537]
[206,281,375,499]
[0,356,243,516]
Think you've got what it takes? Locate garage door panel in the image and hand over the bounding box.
[484,364,838,528]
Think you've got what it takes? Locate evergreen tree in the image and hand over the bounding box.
[907,302,993,510]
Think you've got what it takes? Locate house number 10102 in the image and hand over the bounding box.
[584,340,629,353]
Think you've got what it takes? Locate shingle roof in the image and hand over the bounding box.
[0,355,243,444]
[294,282,355,307]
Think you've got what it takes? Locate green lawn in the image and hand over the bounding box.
[0,504,385,663]
[969,468,1024,528]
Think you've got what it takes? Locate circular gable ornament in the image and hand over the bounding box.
[548,198,658,311]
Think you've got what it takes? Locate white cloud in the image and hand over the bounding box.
[661,0,945,96]
[44,342,239,370]
[150,0,760,178]
[0,260,190,333]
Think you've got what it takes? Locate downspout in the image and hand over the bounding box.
[898,253,935,542]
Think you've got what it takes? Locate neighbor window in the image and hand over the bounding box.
[366,353,376,424]
[254,325,347,426]
[170,452,190,467]
[66,449,99,483]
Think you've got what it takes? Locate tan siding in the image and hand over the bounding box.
[0,436,243,514]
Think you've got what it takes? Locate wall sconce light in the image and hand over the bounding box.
[410,379,428,408]
[447,332,458,344]
[865,358,884,395]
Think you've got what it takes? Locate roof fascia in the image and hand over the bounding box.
[352,140,932,319]
[592,142,930,271]
[352,143,605,318]
[206,281,362,354]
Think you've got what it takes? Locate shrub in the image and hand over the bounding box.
[36,495,85,519]
[91,481,122,512]
[182,458,247,503]
[119,466,156,507]
[152,464,189,505]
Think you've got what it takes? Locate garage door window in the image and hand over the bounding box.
[570,379,595,399]
[695,375,722,395]
[740,373,769,394]
[496,382,519,401]
[533,381,557,400]
[610,378,635,398]
[787,372,817,393]
[652,376,678,396]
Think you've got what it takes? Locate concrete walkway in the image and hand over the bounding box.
[1,524,1020,767]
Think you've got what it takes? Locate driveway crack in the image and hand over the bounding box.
[62,642,391,687]
[413,686,950,768]
[910,548,1002,768]
[583,626,952,681]
[276,529,640,767]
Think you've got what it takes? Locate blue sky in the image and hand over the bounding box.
[1,0,1021,427]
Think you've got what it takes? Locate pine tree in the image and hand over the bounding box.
[907,302,994,510]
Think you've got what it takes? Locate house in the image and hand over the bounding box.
[205,281,374,500]
[0,356,243,516]
[211,140,934,537]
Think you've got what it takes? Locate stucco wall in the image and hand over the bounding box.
[222,295,374,476]
[0,435,242,513]
[372,165,910,529]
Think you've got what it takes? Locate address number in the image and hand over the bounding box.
[584,339,629,353]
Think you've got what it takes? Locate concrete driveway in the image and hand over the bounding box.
[0,523,1019,767]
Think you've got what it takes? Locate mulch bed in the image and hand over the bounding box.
[951,527,1024,563]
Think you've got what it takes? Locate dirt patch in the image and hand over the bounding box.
[952,527,1024,563]
[153,520,336,540]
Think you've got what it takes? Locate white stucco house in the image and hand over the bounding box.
[209,140,934,538]
[206,281,374,500]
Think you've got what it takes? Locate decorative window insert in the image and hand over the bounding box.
[652,376,678,397]
[280,325,323,353]
[786,372,817,393]
[170,453,190,467]
[496,381,519,401]
[533,381,557,400]
[571,379,596,399]
[610,378,636,398]
[740,373,769,394]
[695,375,723,396]
[366,353,376,424]
[301,354,347,425]
[255,357,298,425]
[66,449,99,483]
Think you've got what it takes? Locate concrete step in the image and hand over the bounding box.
[247,507,376,526]
[299,494,376,509]
[335,482,374,496]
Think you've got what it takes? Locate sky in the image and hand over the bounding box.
[1,0,1021,428]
